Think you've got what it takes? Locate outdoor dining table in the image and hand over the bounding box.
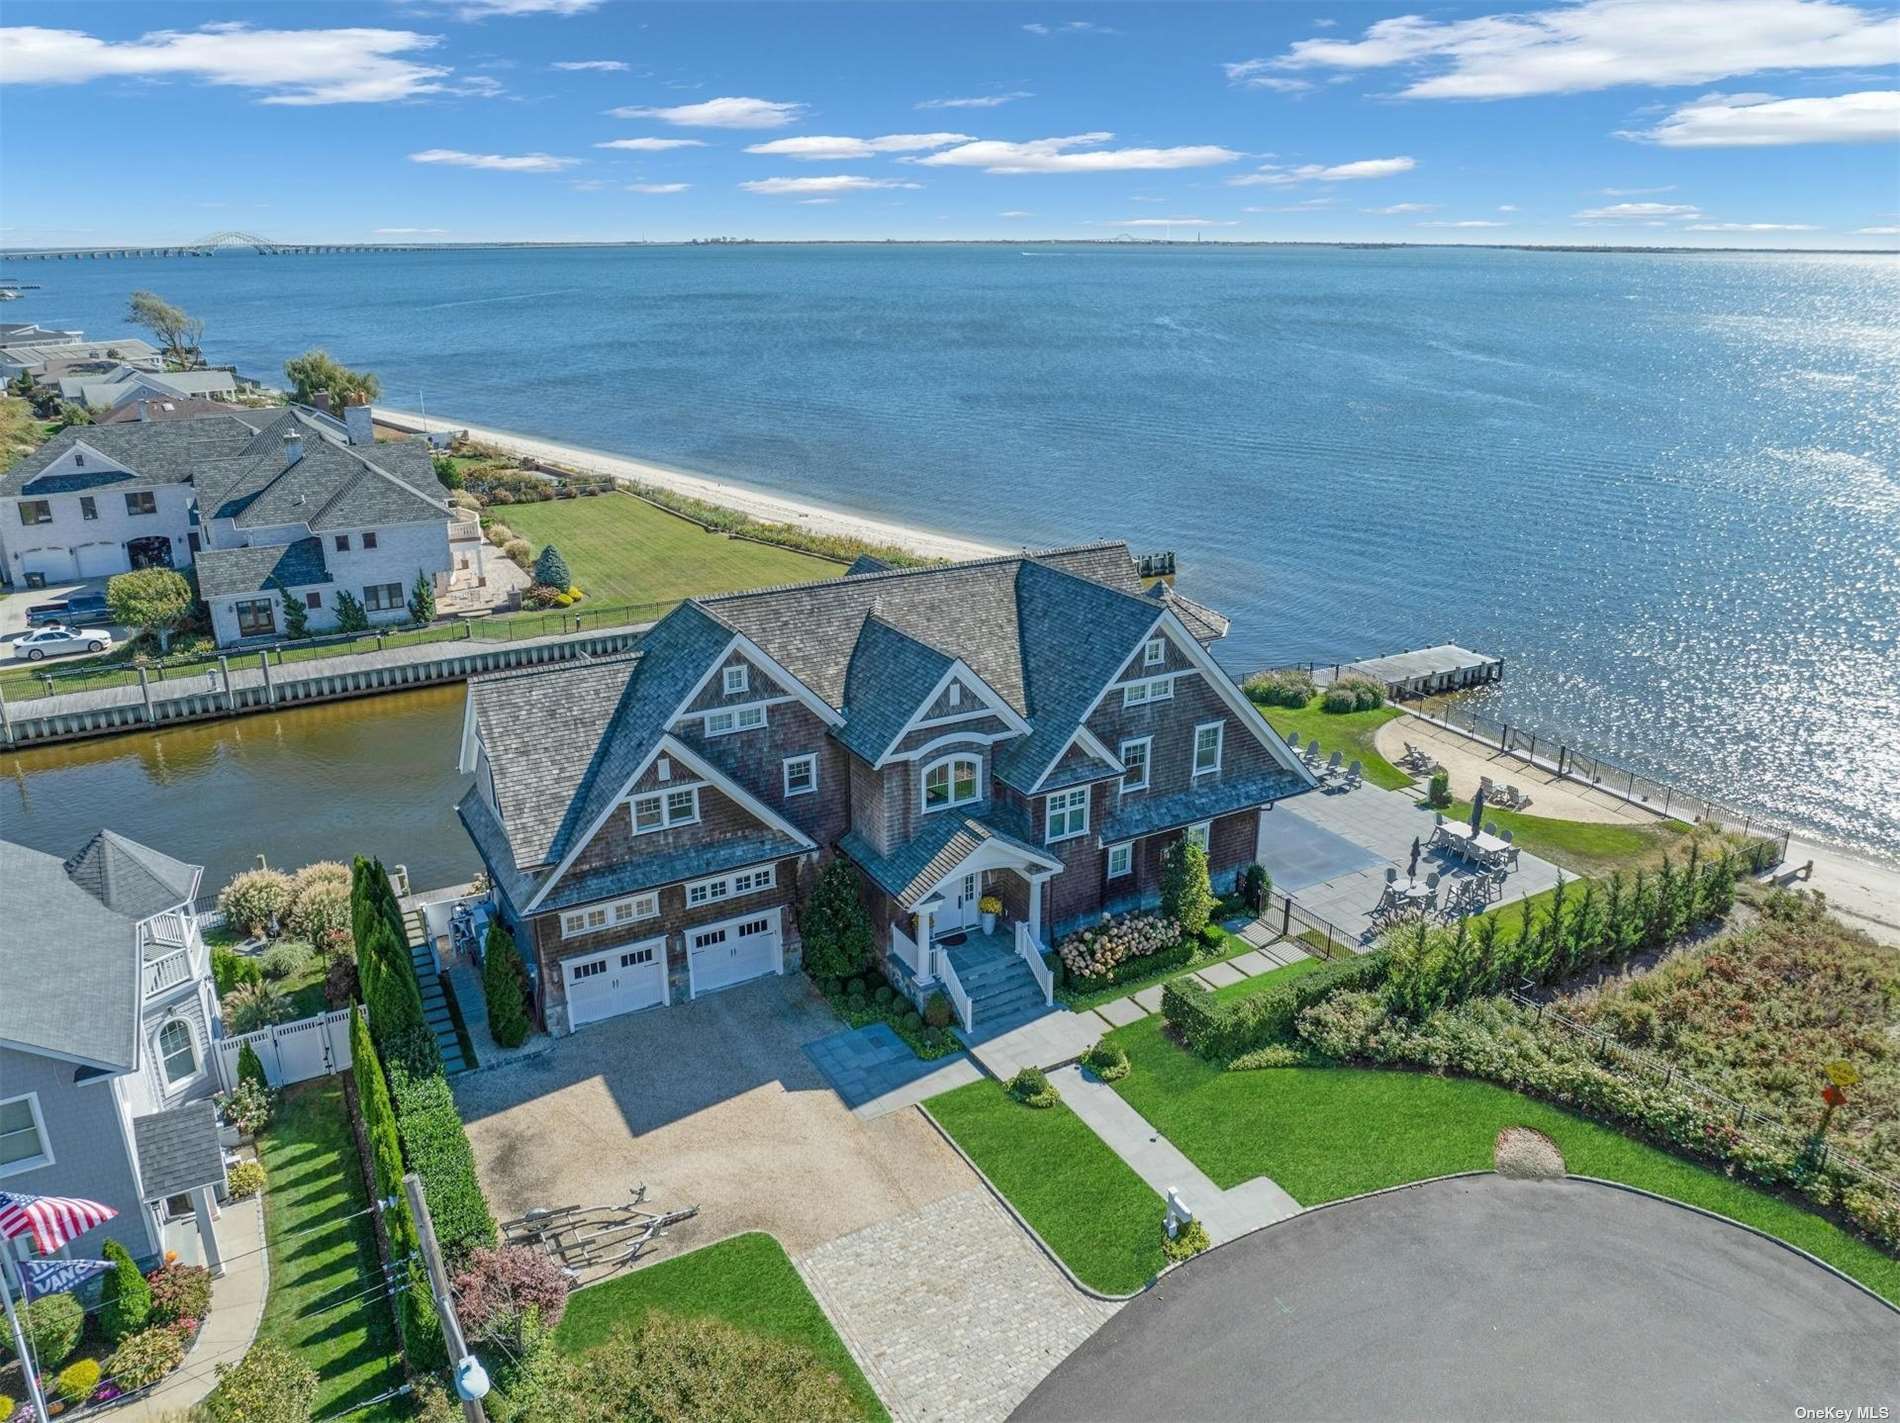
[1471,831,1510,859]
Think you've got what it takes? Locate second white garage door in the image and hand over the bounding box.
[565,938,666,1029]
[689,910,781,996]
[76,543,129,578]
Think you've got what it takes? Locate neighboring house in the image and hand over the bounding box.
[93,396,239,425]
[58,363,238,410]
[0,405,477,642]
[0,336,163,380]
[457,541,1315,1037]
[0,832,233,1271]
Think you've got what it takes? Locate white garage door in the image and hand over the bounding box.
[689,911,781,996]
[565,938,666,1029]
[77,543,129,578]
[21,549,78,585]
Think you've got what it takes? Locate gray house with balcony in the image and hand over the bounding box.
[0,832,232,1270]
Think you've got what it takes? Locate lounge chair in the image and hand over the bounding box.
[1324,750,1344,779]
[1285,732,1303,756]
[1345,759,1363,789]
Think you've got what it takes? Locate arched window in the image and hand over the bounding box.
[158,1019,198,1084]
[922,755,981,812]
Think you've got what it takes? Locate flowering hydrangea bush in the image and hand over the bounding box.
[1056,913,1180,984]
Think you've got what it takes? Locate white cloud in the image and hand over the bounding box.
[1623,89,1900,146]
[1223,64,1315,94]
[409,148,578,172]
[1364,201,1439,214]
[552,60,627,71]
[594,137,707,151]
[628,183,690,194]
[914,132,1240,174]
[608,96,805,128]
[740,174,924,196]
[1498,203,1519,211]
[1023,21,1118,36]
[1573,200,1702,219]
[0,22,452,105]
[1112,217,1238,227]
[998,210,1035,218]
[1857,224,1900,234]
[1229,155,1416,186]
[1255,0,1900,99]
[1685,221,1821,229]
[374,227,449,234]
[916,91,1033,109]
[456,0,602,15]
[744,132,970,160]
[1419,219,1511,227]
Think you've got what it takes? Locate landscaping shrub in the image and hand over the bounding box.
[531,544,572,590]
[567,1312,860,1423]
[325,936,360,1006]
[54,1357,101,1406]
[227,1160,268,1199]
[1242,863,1269,913]
[285,861,352,943]
[1426,769,1452,807]
[198,1338,318,1423]
[820,977,841,997]
[106,1326,186,1390]
[1056,912,1181,985]
[333,588,370,633]
[220,1079,274,1138]
[924,991,953,1029]
[1161,836,1215,939]
[1006,1066,1059,1109]
[387,1055,499,1256]
[483,922,533,1048]
[1333,675,1385,711]
[902,1011,923,1032]
[502,538,533,569]
[100,1239,152,1343]
[147,1262,213,1325]
[211,946,263,996]
[261,941,312,981]
[1164,950,1394,1063]
[218,868,293,937]
[1319,686,1358,713]
[1227,1042,1322,1071]
[873,984,894,1007]
[0,1291,83,1366]
[1198,923,1227,950]
[223,980,289,1033]
[485,521,515,548]
[450,1246,570,1348]
[1242,668,1316,709]
[1083,1039,1130,1083]
[1162,1218,1211,1263]
[238,1041,269,1093]
[799,860,874,980]
[0,1393,14,1421]
[358,916,426,1053]
[522,583,564,610]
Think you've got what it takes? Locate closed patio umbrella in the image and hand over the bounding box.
[1470,788,1486,835]
[1409,837,1421,878]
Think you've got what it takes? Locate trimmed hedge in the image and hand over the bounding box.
[1069,938,1196,993]
[1164,949,1392,1062]
[387,1056,499,1258]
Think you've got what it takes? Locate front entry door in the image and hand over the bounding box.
[948,873,981,934]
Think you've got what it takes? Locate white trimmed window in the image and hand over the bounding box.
[1122,675,1175,709]
[947,681,962,708]
[1187,821,1211,852]
[1143,637,1166,668]
[1119,737,1151,793]
[687,863,776,907]
[783,754,818,797]
[0,1094,53,1177]
[1045,787,1089,844]
[922,755,981,812]
[562,892,659,938]
[1193,721,1225,777]
[1107,843,1133,879]
[632,786,700,834]
[158,1019,198,1084]
[705,703,767,737]
[723,665,749,696]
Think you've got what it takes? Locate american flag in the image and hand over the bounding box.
[0,1191,119,1254]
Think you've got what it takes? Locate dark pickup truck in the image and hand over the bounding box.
[24,593,110,628]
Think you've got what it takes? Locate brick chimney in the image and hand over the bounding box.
[311,391,332,414]
[342,397,374,447]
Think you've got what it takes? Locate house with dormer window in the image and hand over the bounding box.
[455,541,1316,1038]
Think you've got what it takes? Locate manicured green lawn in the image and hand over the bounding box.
[926,1080,1167,1293]
[1255,696,1410,790]
[1059,928,1263,1014]
[1206,954,1324,1005]
[497,492,844,606]
[1443,798,1689,877]
[553,1232,885,1421]
[1105,1016,1900,1305]
[256,1080,407,1421]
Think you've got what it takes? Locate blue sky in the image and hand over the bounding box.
[2,0,1897,248]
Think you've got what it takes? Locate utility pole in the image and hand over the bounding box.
[1,1252,50,1421]
[404,1172,490,1422]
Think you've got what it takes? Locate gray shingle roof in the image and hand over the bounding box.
[843,554,894,577]
[0,414,264,497]
[537,832,806,914]
[1097,771,1307,846]
[456,788,540,916]
[836,614,955,762]
[194,537,332,600]
[63,829,201,923]
[1146,582,1231,641]
[133,1102,226,1200]
[840,812,1058,909]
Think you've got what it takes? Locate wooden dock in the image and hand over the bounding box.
[1309,643,1504,699]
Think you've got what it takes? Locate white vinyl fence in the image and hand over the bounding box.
[217,1006,358,1091]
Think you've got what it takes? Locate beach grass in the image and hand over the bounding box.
[496,491,845,605]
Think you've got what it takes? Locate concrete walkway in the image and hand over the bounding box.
[1049,1066,1300,1244]
[116,1194,269,1421]
[1086,925,1311,1032]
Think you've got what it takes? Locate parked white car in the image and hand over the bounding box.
[14,625,113,660]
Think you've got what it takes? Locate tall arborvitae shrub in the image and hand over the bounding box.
[1161,836,1215,940]
[798,859,873,980]
[482,923,531,1048]
[236,1042,269,1093]
[99,1240,151,1343]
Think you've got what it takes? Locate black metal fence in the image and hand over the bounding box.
[1260,887,1365,961]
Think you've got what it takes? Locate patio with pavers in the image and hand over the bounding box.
[805,1021,982,1116]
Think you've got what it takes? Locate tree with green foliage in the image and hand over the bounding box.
[106,567,195,652]
[332,587,369,633]
[128,290,205,368]
[799,859,873,980]
[54,401,92,429]
[482,923,532,1048]
[432,453,464,489]
[283,348,380,410]
[1161,835,1215,939]
[282,595,309,639]
[198,1339,318,1423]
[407,568,436,626]
[237,1041,269,1094]
[0,1292,83,1368]
[531,544,572,591]
[99,1239,152,1343]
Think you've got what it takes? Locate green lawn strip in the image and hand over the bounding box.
[496,492,843,605]
[256,1079,407,1421]
[1255,696,1410,790]
[553,1232,886,1422]
[1443,798,1689,877]
[1059,929,1263,1014]
[925,1079,1168,1294]
[1104,1018,1900,1304]
[1206,954,1325,1005]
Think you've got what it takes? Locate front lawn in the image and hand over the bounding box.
[553,1232,885,1421]
[1104,1015,1900,1304]
[1254,695,1410,790]
[255,1079,406,1420]
[1205,954,1324,1005]
[925,1079,1167,1293]
[497,492,843,606]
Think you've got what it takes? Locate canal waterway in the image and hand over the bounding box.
[1,686,476,893]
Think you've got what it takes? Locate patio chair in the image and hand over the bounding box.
[1501,829,1514,844]
[1325,750,1344,779]
[1479,775,1496,798]
[1345,759,1363,789]
[1285,732,1303,756]
[1484,820,1499,837]
[1514,791,1533,810]
[1385,867,1399,887]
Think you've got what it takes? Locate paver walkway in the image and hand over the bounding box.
[1083,922,1311,1032]
[1050,1066,1300,1245]
[798,1187,1120,1423]
[805,1022,979,1114]
[964,1008,1101,1079]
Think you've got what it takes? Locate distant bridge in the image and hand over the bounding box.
[0,231,465,261]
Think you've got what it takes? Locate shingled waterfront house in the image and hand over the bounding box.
[456,542,1316,1038]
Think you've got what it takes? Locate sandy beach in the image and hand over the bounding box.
[377,407,1007,564]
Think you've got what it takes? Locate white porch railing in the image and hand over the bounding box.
[144,947,194,998]
[1015,921,1054,1006]
[147,910,191,947]
[449,519,483,543]
[890,923,926,981]
[936,946,974,1033]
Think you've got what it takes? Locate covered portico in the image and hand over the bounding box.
[133,1100,231,1276]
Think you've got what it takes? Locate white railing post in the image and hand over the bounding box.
[937,952,974,1033]
[1015,921,1054,1006]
